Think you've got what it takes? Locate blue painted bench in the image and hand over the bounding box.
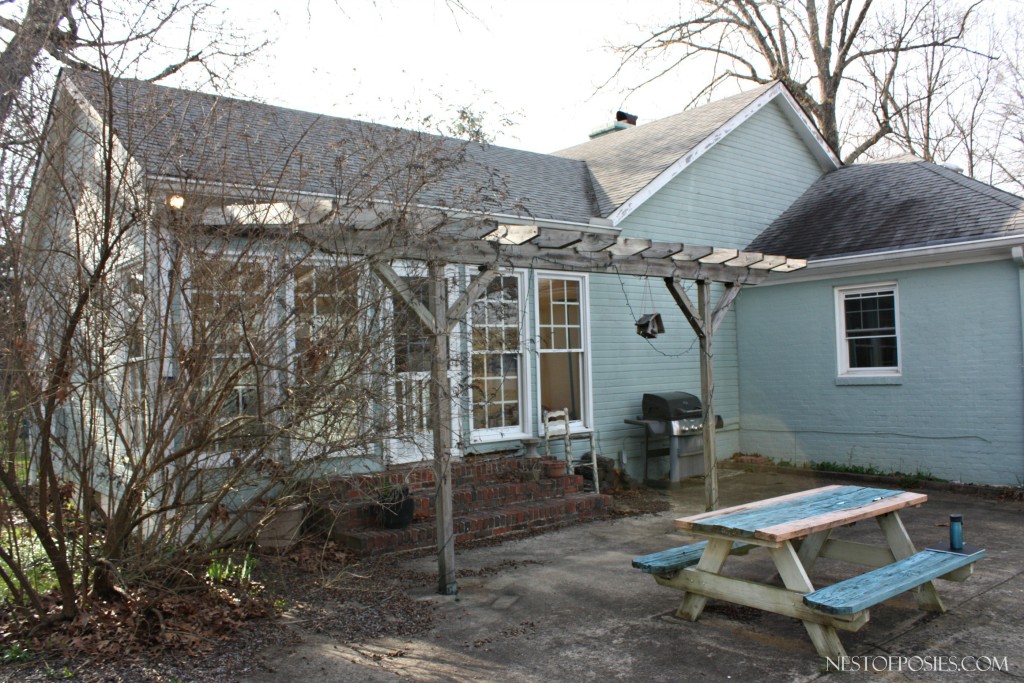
[632,540,755,575]
[803,548,986,615]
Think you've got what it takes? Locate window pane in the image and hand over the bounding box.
[843,289,898,369]
[540,351,583,421]
[538,277,587,422]
[292,263,362,444]
[393,277,432,374]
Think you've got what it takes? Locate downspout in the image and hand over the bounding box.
[1012,246,1024,483]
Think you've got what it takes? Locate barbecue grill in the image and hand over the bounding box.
[624,391,723,485]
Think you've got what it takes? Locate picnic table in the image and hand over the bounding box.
[632,485,985,660]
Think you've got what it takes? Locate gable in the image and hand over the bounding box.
[616,99,828,249]
[555,82,838,225]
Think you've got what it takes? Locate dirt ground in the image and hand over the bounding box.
[0,488,670,682]
[4,473,1023,682]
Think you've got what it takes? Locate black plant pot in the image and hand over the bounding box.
[377,486,415,529]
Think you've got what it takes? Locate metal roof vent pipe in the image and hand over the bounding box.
[588,110,639,139]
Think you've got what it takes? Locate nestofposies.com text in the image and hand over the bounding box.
[826,655,1010,673]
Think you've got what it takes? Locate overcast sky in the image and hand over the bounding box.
[221,0,705,153]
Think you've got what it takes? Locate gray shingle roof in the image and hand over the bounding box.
[65,71,785,225]
[748,158,1024,260]
[553,83,778,216]
[65,70,599,224]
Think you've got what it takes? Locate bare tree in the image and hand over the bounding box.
[0,48,513,623]
[613,0,986,163]
[982,19,1024,192]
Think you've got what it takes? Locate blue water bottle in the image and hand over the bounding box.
[949,514,964,551]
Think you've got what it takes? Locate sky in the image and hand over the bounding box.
[219,0,707,154]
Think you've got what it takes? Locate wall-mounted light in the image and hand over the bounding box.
[166,194,185,210]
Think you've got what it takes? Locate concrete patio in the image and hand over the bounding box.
[241,470,1023,682]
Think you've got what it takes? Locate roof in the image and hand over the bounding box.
[748,158,1024,260]
[62,71,817,228]
[63,70,599,224]
[553,83,781,217]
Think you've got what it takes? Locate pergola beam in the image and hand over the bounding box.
[304,224,805,285]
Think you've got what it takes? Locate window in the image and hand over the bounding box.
[292,263,361,444]
[391,275,434,436]
[188,258,272,451]
[537,275,589,425]
[122,270,147,446]
[469,273,525,436]
[836,284,900,375]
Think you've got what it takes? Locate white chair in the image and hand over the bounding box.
[542,408,600,494]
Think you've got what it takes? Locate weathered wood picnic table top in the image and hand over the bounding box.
[675,484,928,543]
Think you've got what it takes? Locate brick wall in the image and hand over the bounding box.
[736,258,1024,485]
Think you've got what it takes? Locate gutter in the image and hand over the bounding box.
[145,175,621,236]
[758,234,1024,285]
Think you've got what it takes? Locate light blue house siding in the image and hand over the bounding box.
[736,259,1024,486]
[585,99,828,480]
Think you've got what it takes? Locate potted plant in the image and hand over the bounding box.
[519,460,543,483]
[543,459,567,478]
[374,483,415,529]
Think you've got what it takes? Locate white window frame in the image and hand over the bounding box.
[286,257,367,457]
[835,282,901,377]
[534,271,593,432]
[468,269,532,443]
[182,248,279,465]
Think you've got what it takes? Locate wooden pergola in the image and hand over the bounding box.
[314,220,805,595]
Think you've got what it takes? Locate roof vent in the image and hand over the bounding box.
[588,111,639,139]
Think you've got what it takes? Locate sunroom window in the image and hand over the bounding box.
[188,258,272,451]
[469,273,524,436]
[292,263,362,444]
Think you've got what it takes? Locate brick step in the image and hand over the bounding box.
[449,476,582,513]
[331,492,612,555]
[389,458,585,491]
[314,474,584,531]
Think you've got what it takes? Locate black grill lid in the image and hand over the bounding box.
[642,391,702,421]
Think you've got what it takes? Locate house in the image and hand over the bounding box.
[738,158,1024,486]
[23,64,1024,522]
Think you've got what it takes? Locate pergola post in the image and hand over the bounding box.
[666,278,743,512]
[371,259,499,596]
[428,261,457,595]
[696,281,718,512]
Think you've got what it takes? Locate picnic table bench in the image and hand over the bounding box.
[632,485,985,660]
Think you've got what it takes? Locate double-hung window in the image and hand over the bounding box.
[537,274,589,425]
[836,283,900,376]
